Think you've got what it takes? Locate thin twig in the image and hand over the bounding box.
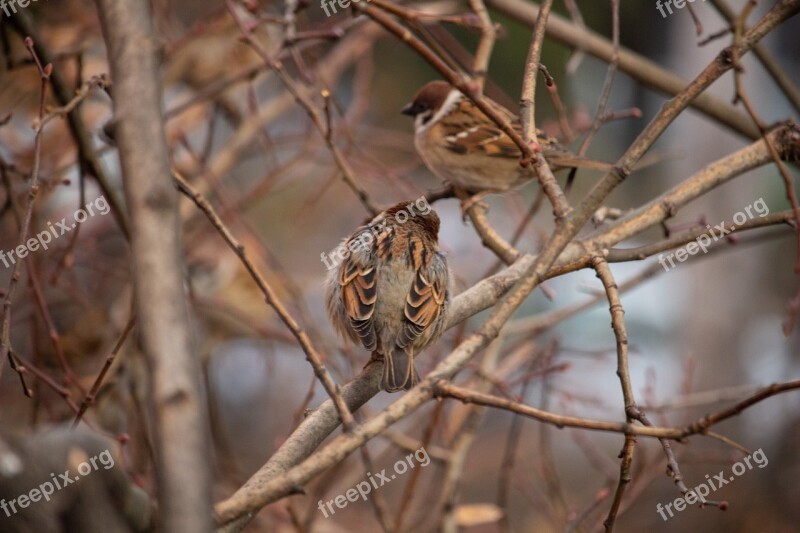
[0,37,49,381]
[226,0,380,217]
[467,0,497,93]
[519,0,570,220]
[708,0,800,113]
[6,12,131,238]
[591,255,637,531]
[72,316,136,428]
[577,0,620,157]
[430,379,800,441]
[173,172,355,430]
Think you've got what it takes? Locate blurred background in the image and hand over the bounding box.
[0,0,798,531]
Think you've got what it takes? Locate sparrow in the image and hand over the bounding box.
[325,201,450,392]
[402,81,614,193]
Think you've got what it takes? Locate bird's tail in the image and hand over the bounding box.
[548,152,665,193]
[546,153,615,173]
[547,150,667,174]
[378,349,419,393]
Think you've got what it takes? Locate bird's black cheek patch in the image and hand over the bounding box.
[445,143,468,154]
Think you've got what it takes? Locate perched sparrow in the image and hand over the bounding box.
[402,81,613,193]
[325,201,450,392]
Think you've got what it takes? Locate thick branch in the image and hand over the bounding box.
[95,1,212,531]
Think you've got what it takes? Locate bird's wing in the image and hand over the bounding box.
[397,237,448,350]
[338,228,381,351]
[437,98,568,160]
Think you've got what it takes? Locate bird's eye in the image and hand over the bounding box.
[420,110,433,125]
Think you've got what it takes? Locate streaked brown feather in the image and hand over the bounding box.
[399,259,447,349]
[326,200,450,393]
[436,97,567,161]
[408,82,615,184]
[382,349,419,392]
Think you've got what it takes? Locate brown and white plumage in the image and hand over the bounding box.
[326,202,450,392]
[402,81,613,192]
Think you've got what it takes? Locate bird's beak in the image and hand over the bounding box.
[401,103,415,116]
